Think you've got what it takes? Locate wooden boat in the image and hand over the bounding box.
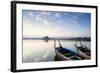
[74,41,91,59]
[54,40,83,61]
[55,47,83,61]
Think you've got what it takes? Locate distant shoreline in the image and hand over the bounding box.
[23,37,91,41]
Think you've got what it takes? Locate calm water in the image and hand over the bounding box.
[23,40,91,63]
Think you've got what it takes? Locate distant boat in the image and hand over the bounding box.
[54,40,84,61]
[74,41,91,59]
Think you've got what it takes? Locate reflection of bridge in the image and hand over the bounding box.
[23,36,91,41]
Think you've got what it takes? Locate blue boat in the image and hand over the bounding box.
[54,40,83,61]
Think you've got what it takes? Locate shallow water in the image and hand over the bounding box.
[23,40,90,62]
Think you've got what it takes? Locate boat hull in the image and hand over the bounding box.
[55,48,82,61]
[76,47,91,59]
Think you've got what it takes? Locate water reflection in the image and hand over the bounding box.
[23,40,90,63]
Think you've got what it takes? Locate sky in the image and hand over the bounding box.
[22,10,91,37]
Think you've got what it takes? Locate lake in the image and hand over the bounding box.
[23,40,91,63]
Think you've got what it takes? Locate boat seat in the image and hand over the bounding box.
[69,55,76,59]
[69,55,81,60]
[64,53,73,57]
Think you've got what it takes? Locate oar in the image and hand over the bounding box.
[74,41,80,54]
[58,40,63,48]
[54,40,56,48]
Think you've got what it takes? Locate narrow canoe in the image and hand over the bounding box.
[55,47,82,61]
[75,46,91,59]
[74,41,91,59]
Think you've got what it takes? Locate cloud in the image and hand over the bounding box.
[35,16,42,21]
[43,20,49,25]
[23,15,90,37]
[55,13,61,18]
[27,11,34,17]
[35,11,51,20]
[40,11,51,16]
[23,10,90,37]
